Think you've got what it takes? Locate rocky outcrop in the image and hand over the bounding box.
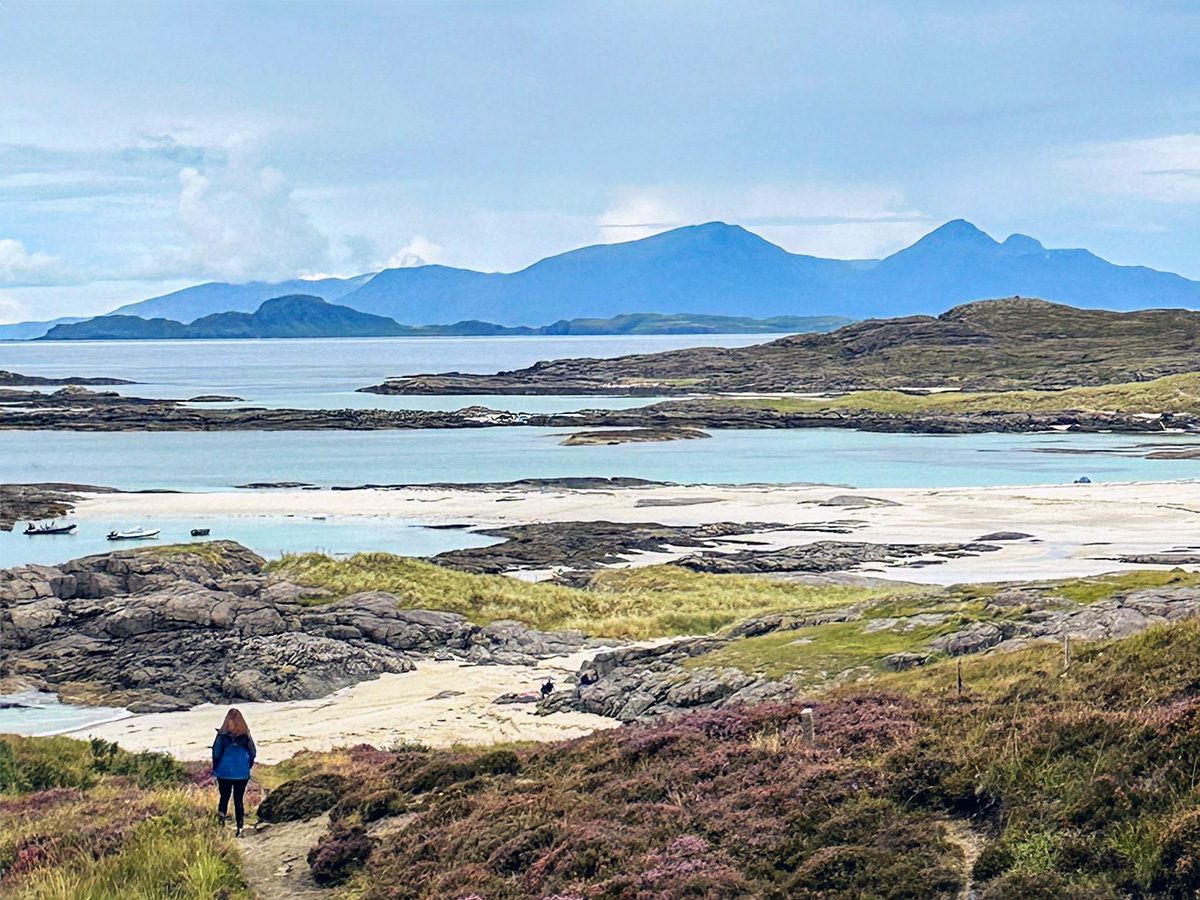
[0,370,132,386]
[6,383,1200,436]
[0,387,535,432]
[542,638,794,723]
[928,586,1200,657]
[431,521,851,580]
[673,540,1001,575]
[0,542,602,711]
[542,606,870,722]
[0,483,117,531]
[559,427,710,445]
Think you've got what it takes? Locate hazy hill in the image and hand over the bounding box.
[364,297,1200,394]
[40,296,849,341]
[41,296,409,340]
[107,274,374,322]
[0,317,84,341]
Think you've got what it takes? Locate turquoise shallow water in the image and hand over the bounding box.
[0,691,130,737]
[2,427,1198,572]
[1,427,1198,493]
[0,514,500,571]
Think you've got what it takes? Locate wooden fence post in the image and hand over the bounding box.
[800,707,816,747]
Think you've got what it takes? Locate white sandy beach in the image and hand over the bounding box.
[75,649,623,763]
[74,480,1200,585]
[54,479,1200,760]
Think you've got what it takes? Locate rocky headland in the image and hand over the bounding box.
[5,383,1200,437]
[0,369,133,386]
[0,542,606,712]
[358,298,1200,395]
[0,482,117,531]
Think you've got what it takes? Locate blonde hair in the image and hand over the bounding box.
[220,708,252,739]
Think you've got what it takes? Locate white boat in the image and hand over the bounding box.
[106,527,160,541]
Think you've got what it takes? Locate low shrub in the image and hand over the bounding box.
[307,825,375,885]
[256,773,347,822]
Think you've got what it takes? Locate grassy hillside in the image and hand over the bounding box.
[719,371,1200,416]
[266,552,907,639]
[182,612,1200,900]
[13,567,1200,898]
[372,298,1200,394]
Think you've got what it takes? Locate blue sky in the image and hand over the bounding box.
[2,0,1200,321]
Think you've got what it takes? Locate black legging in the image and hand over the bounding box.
[217,777,249,828]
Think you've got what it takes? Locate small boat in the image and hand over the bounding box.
[106,527,160,541]
[190,528,210,537]
[24,521,77,536]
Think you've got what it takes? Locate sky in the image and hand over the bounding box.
[2,0,1200,322]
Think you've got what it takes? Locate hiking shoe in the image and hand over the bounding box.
[235,827,244,838]
[217,813,228,826]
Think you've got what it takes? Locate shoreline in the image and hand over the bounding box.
[70,479,1200,585]
[69,652,626,763]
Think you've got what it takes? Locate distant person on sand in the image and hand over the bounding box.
[212,708,257,837]
[540,677,555,698]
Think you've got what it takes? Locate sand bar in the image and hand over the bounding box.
[74,480,1200,584]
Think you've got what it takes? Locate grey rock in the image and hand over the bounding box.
[929,622,1006,656]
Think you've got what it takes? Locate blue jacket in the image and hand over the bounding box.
[212,730,256,780]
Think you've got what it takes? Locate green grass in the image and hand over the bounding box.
[1049,567,1200,604]
[0,737,250,900]
[266,553,914,639]
[719,371,1200,415]
[2,793,251,900]
[687,619,958,684]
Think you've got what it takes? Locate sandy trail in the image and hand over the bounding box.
[238,814,332,900]
[75,480,1200,584]
[75,650,623,763]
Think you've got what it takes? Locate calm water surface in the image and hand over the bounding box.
[0,334,769,411]
[4,335,1200,733]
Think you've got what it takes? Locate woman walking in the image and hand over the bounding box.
[212,708,256,837]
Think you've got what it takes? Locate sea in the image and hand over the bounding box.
[3,333,1200,732]
[3,333,1200,568]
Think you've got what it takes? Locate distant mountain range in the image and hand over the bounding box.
[38,296,850,341]
[107,274,374,321]
[5,219,1200,340]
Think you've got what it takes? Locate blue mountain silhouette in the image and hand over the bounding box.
[92,220,1200,327]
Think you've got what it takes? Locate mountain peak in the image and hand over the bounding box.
[1000,233,1046,256]
[912,219,998,250]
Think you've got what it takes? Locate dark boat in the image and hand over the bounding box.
[24,521,77,535]
[190,528,211,536]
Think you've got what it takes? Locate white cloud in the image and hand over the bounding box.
[597,192,690,242]
[597,182,931,258]
[0,294,30,325]
[1057,134,1200,205]
[0,239,80,287]
[172,152,332,281]
[385,235,446,269]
